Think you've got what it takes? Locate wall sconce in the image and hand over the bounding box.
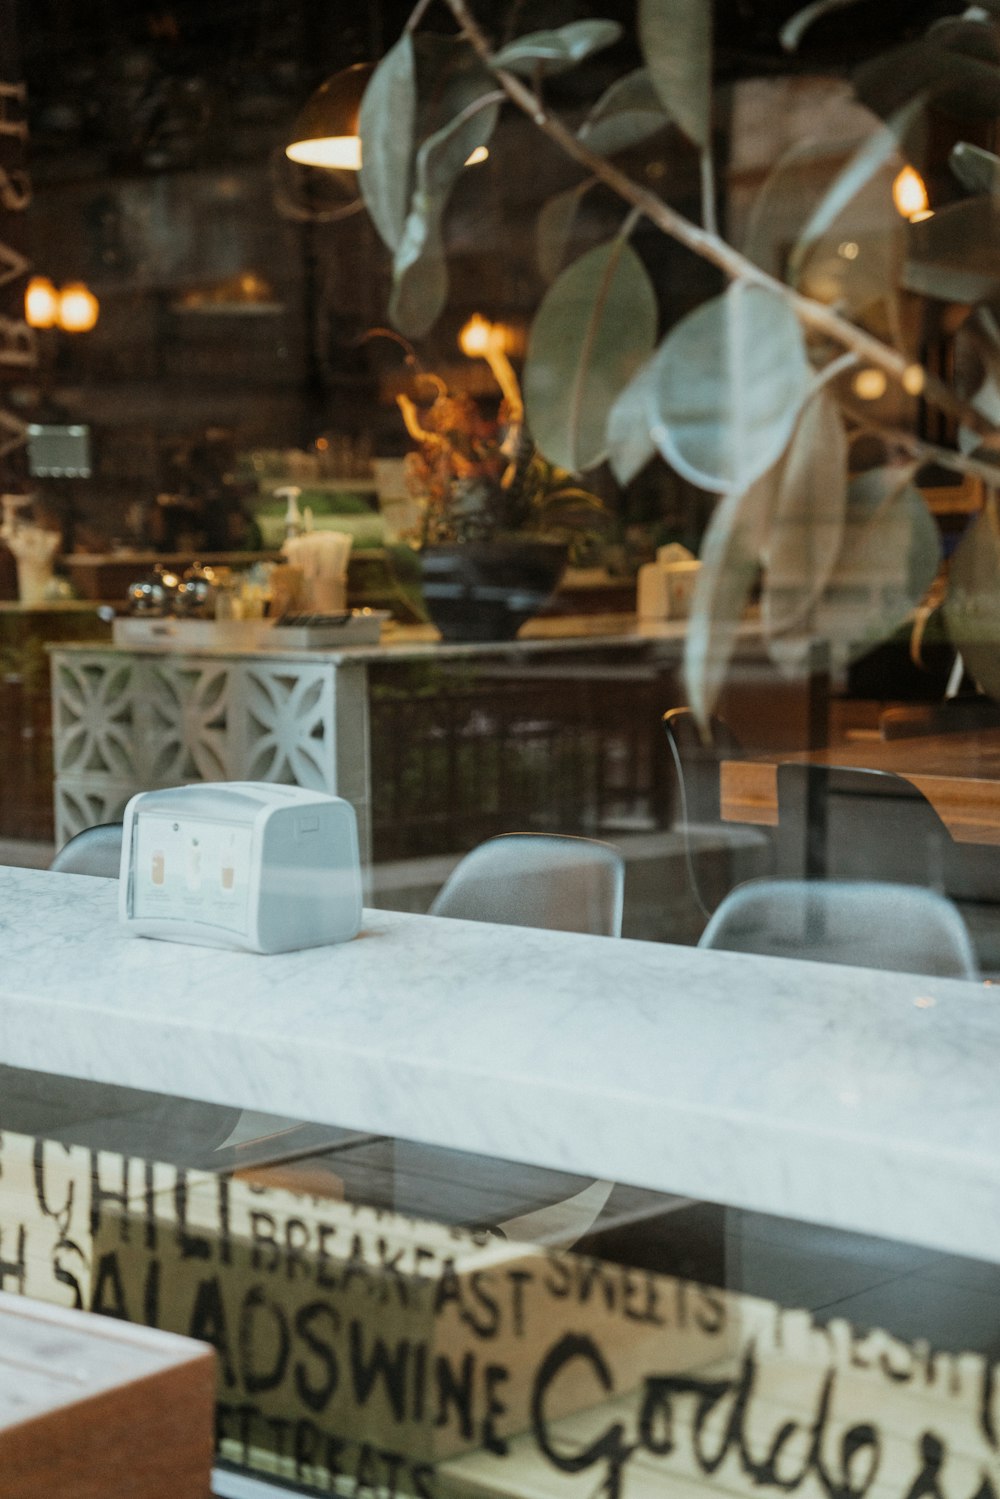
[25,277,99,333]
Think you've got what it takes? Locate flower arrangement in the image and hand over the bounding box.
[388,317,610,557]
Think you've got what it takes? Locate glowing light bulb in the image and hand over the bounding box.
[465,145,489,167]
[57,282,99,333]
[286,134,361,170]
[459,314,495,358]
[893,166,932,222]
[853,368,888,401]
[24,276,59,329]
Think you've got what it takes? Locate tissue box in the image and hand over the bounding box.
[637,559,701,620]
[119,781,362,953]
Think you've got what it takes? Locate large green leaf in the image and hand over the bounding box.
[760,390,849,639]
[950,141,1000,196]
[904,198,1000,304]
[388,88,500,339]
[769,466,940,674]
[638,0,712,150]
[359,34,417,253]
[780,0,873,52]
[606,354,659,484]
[578,69,671,156]
[856,39,1000,121]
[684,468,780,730]
[492,21,622,77]
[787,102,918,293]
[646,283,811,495]
[943,505,1000,697]
[536,180,595,283]
[524,239,658,472]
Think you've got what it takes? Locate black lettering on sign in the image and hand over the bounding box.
[434,1350,474,1440]
[173,1169,211,1260]
[52,1235,85,1309]
[531,1338,894,1499]
[349,1319,408,1421]
[249,1210,280,1272]
[0,1222,24,1295]
[294,1301,340,1413]
[507,1267,533,1336]
[411,1463,437,1499]
[240,1285,290,1395]
[621,1268,664,1327]
[33,1139,74,1235]
[285,1217,310,1279]
[293,1416,320,1478]
[143,1255,160,1327]
[379,1446,407,1499]
[532,1334,629,1497]
[141,1160,158,1252]
[90,1152,129,1239]
[266,1415,291,1459]
[376,1237,409,1307]
[354,1442,379,1494]
[481,1362,510,1456]
[466,1269,499,1338]
[411,1339,428,1424]
[90,1249,129,1320]
[316,1223,338,1288]
[188,1274,236,1389]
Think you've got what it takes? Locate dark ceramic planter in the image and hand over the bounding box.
[419,540,568,643]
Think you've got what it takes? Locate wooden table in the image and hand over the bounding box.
[720,728,1000,845]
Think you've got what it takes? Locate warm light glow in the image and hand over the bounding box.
[837,241,859,261]
[459,313,498,358]
[286,134,362,170]
[57,281,99,333]
[465,145,489,167]
[892,166,932,222]
[853,368,888,401]
[902,364,926,396]
[24,276,59,329]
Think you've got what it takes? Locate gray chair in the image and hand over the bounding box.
[698,878,979,978]
[429,832,625,936]
[662,707,774,918]
[49,823,124,878]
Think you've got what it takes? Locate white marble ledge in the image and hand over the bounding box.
[0,866,994,1263]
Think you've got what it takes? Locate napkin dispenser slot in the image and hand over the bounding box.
[119,782,362,953]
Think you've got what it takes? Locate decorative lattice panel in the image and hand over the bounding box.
[53,657,139,781]
[242,664,335,791]
[51,651,357,850]
[145,660,231,784]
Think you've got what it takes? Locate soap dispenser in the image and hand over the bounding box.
[275,485,303,541]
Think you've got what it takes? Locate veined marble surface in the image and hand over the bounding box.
[0,866,993,1262]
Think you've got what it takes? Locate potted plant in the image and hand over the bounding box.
[379,321,609,640]
[353,0,1000,718]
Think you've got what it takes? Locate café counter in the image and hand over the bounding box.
[0,864,995,1265]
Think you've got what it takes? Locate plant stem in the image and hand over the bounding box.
[440,0,989,440]
[700,148,718,238]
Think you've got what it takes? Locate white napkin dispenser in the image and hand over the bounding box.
[119,782,362,953]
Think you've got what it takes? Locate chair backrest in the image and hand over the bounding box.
[661,707,744,826]
[698,878,979,978]
[774,763,952,886]
[49,823,124,878]
[661,707,774,919]
[429,833,624,936]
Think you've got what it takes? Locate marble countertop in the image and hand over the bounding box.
[1,866,998,1263]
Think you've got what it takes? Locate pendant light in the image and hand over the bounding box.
[285,60,490,173]
[285,63,373,171]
